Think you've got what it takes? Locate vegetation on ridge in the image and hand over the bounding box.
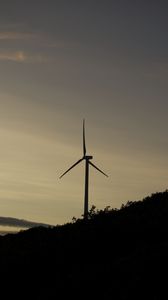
[0,190,168,299]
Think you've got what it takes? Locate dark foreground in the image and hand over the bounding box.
[0,191,168,299]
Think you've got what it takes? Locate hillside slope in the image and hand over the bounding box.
[0,191,168,299]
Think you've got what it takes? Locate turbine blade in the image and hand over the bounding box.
[89,161,108,177]
[83,119,86,156]
[59,158,84,179]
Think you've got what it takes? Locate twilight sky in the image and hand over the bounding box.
[0,0,168,228]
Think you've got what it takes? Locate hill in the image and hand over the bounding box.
[0,190,168,299]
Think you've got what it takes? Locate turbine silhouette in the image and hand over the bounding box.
[59,120,108,219]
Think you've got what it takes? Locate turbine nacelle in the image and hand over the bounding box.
[84,155,93,160]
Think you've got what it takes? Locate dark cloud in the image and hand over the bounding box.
[0,216,51,228]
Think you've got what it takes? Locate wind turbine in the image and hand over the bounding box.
[59,120,108,219]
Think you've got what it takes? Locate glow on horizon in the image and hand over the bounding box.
[0,106,167,228]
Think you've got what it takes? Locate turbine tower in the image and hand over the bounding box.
[59,120,108,219]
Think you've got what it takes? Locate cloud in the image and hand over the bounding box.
[0,51,27,62]
[46,41,79,49]
[0,30,71,62]
[0,51,49,63]
[0,30,76,50]
[0,216,51,228]
[0,31,35,40]
[0,30,49,63]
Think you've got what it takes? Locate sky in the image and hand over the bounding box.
[0,0,168,230]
